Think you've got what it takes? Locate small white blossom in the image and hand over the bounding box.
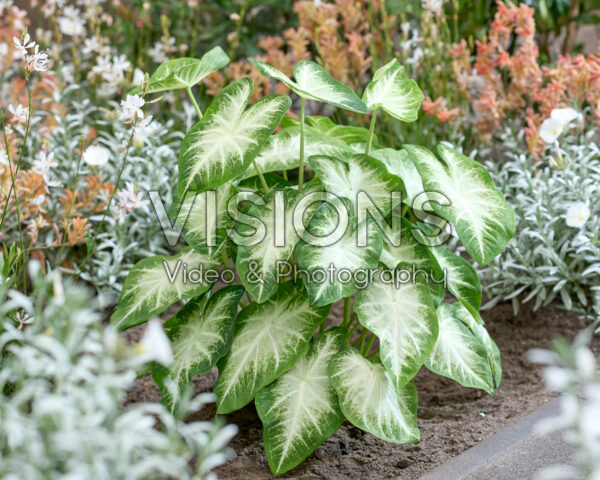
[25,44,50,72]
[13,33,34,58]
[133,68,145,86]
[8,103,27,125]
[119,95,145,124]
[0,149,8,166]
[133,116,158,147]
[58,6,86,37]
[83,145,110,167]
[135,319,173,366]
[540,107,581,144]
[566,202,590,228]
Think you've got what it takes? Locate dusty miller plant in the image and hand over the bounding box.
[0,258,236,479]
[529,324,600,480]
[111,47,515,475]
[480,127,600,320]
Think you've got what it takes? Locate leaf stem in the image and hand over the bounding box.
[362,334,376,356]
[186,86,203,118]
[365,108,378,155]
[352,328,368,349]
[220,247,233,285]
[252,158,270,193]
[298,97,306,192]
[343,296,351,327]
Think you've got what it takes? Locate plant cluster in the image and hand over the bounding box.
[0,258,237,479]
[529,324,600,480]
[480,126,600,320]
[110,46,514,476]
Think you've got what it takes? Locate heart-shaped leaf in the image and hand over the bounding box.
[306,116,377,145]
[354,264,439,391]
[131,46,230,94]
[256,328,347,476]
[251,59,368,113]
[430,246,482,318]
[236,187,318,303]
[363,59,424,121]
[371,148,425,206]
[308,154,405,216]
[329,348,420,443]
[151,286,244,407]
[296,199,383,306]
[178,78,291,195]
[240,126,352,180]
[426,302,495,394]
[110,247,220,330]
[404,144,516,265]
[214,281,330,414]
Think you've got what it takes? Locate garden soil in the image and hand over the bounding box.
[124,301,598,480]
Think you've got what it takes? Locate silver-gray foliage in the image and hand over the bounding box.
[0,262,236,480]
[480,132,600,320]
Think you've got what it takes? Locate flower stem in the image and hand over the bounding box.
[365,108,378,155]
[298,97,306,192]
[186,86,203,119]
[343,296,351,327]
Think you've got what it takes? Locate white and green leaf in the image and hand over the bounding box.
[178,78,291,195]
[240,126,351,180]
[430,246,481,318]
[131,46,229,94]
[110,247,220,331]
[236,188,315,303]
[256,328,347,476]
[152,286,244,407]
[426,302,495,394]
[308,154,405,216]
[296,200,383,306]
[306,116,376,145]
[354,265,438,390]
[371,148,425,206]
[363,59,423,121]
[251,59,368,113]
[214,281,330,413]
[329,348,420,443]
[404,144,516,265]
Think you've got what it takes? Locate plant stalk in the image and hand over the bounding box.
[298,97,306,192]
[186,86,203,118]
[252,158,270,192]
[365,108,378,155]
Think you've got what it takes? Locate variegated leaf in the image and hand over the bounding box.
[256,328,347,476]
[328,348,420,443]
[251,59,368,113]
[131,46,229,94]
[453,303,502,388]
[430,246,481,318]
[152,286,244,407]
[354,264,438,390]
[178,78,291,195]
[110,247,220,330]
[404,145,516,265]
[308,154,405,216]
[426,302,495,394]
[174,181,233,257]
[240,126,351,180]
[296,200,383,306]
[306,116,376,145]
[363,59,424,121]
[236,187,315,303]
[214,281,330,414]
[371,148,425,206]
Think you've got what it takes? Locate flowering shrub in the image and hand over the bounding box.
[479,126,600,320]
[529,325,600,480]
[0,259,237,479]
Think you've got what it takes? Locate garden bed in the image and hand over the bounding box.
[125,301,597,480]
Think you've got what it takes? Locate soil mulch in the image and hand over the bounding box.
[124,301,597,480]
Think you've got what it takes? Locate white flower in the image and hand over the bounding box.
[25,45,50,72]
[58,6,86,37]
[83,145,110,167]
[133,68,145,86]
[135,319,172,366]
[13,33,34,58]
[119,94,144,124]
[133,116,157,147]
[566,202,590,228]
[8,103,27,125]
[422,0,443,16]
[540,117,564,144]
[540,107,581,144]
[0,149,8,166]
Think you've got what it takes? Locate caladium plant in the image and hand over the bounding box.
[112,48,515,476]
